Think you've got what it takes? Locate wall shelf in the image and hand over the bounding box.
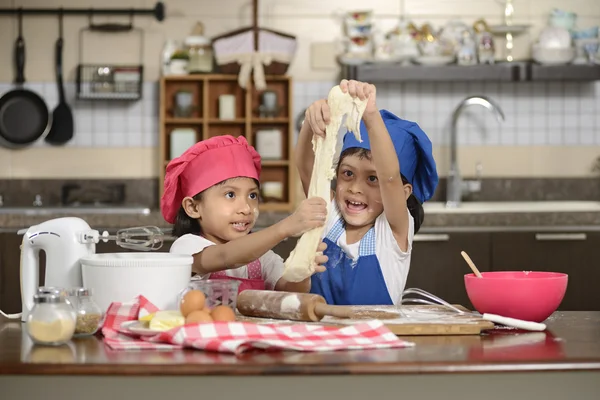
[342,61,600,83]
[527,64,600,81]
[159,74,295,213]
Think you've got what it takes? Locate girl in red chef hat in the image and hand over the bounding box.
[161,135,329,293]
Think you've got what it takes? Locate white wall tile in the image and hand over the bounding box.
[4,75,600,150]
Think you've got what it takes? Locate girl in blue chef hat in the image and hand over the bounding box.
[295,79,439,306]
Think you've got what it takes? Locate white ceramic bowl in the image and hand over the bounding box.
[80,253,193,312]
[532,45,576,65]
[538,27,572,49]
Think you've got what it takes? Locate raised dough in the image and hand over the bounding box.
[282,85,369,282]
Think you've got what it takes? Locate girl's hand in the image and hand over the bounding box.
[304,99,330,139]
[284,197,328,237]
[313,241,328,273]
[339,79,378,116]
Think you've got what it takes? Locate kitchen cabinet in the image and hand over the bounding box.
[491,231,600,311]
[407,232,492,309]
[0,233,26,315]
[271,237,297,260]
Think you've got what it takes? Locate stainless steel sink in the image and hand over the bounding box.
[0,206,152,215]
[423,201,600,214]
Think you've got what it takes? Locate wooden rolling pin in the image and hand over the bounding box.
[236,290,400,322]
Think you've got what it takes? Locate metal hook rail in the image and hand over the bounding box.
[0,1,165,21]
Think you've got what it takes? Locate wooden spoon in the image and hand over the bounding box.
[461,251,483,278]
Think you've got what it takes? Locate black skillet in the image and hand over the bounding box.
[0,10,51,148]
[45,10,74,145]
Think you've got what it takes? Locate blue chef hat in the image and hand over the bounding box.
[341,109,438,203]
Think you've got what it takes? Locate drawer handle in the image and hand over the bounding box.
[535,233,587,241]
[414,234,450,242]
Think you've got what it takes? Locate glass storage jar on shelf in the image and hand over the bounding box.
[26,294,77,346]
[69,288,105,337]
[184,22,213,73]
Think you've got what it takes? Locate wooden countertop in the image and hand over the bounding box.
[1,311,599,376]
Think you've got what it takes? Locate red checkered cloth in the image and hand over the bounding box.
[101,295,414,354]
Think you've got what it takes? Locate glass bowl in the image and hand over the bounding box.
[179,279,241,310]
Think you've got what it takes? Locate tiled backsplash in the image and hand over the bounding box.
[0,82,159,148]
[2,80,600,148]
[292,81,600,147]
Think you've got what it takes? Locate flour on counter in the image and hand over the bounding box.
[280,294,301,313]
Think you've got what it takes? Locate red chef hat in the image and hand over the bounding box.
[161,135,262,224]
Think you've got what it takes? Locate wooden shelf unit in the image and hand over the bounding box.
[159,74,295,213]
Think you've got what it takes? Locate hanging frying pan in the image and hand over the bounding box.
[0,10,51,149]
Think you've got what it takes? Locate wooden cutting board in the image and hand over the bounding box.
[236,305,495,336]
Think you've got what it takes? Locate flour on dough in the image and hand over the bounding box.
[282,85,369,282]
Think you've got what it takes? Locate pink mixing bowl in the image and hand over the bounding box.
[464,271,568,323]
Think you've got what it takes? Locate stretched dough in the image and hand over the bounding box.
[282,85,369,282]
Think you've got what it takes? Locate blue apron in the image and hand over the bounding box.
[310,218,393,305]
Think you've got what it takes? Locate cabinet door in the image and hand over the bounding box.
[406,232,492,309]
[0,233,30,314]
[491,231,600,311]
[272,237,298,260]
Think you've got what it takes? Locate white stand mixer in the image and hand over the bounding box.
[1,217,174,322]
[19,217,95,322]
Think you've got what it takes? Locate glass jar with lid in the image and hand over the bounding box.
[69,288,105,337]
[26,294,77,346]
[37,286,69,297]
[184,22,213,73]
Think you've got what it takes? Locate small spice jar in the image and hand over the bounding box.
[26,294,77,346]
[184,22,213,73]
[69,288,105,337]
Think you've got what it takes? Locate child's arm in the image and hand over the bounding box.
[342,79,411,251]
[191,197,327,275]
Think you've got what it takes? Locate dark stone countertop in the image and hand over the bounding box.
[2,207,600,233]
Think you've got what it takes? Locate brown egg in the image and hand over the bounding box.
[180,290,206,317]
[185,310,213,324]
[210,305,236,322]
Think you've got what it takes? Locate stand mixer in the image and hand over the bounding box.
[0,217,175,322]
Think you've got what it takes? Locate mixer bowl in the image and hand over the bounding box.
[464,271,568,323]
[80,253,193,312]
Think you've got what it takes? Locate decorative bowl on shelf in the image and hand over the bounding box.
[532,45,576,65]
[464,271,568,323]
[538,26,573,49]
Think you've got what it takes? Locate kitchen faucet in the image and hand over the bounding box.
[446,96,505,208]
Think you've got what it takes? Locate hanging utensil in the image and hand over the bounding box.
[45,9,74,145]
[0,9,51,148]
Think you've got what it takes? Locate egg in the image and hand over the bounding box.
[210,305,236,322]
[180,290,206,317]
[185,310,213,324]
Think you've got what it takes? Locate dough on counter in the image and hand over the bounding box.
[282,85,369,282]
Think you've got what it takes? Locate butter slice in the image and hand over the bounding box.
[139,312,155,322]
[148,310,185,331]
